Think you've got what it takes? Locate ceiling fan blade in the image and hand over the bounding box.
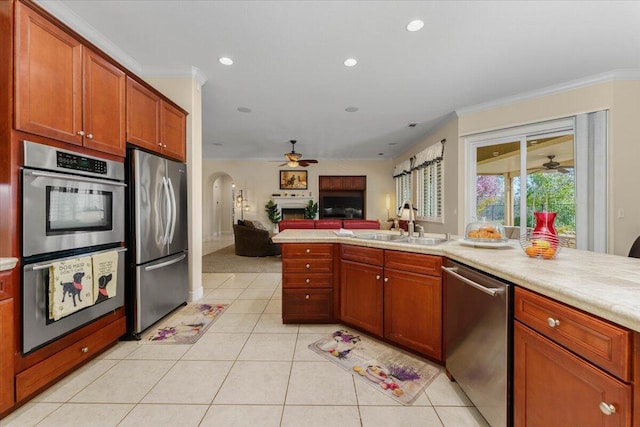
[278,162,288,167]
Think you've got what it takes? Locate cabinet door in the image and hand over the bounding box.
[340,260,383,336]
[514,321,631,427]
[83,49,126,156]
[126,77,160,151]
[0,299,14,413]
[319,176,342,190]
[343,176,366,190]
[0,270,12,300]
[15,3,83,145]
[160,101,186,161]
[384,268,442,359]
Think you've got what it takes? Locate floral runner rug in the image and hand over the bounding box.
[142,303,228,344]
[309,329,441,405]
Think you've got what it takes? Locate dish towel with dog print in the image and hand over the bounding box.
[49,256,94,321]
[92,250,118,304]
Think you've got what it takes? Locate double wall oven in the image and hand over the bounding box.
[21,141,126,354]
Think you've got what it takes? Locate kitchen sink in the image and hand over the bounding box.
[354,233,407,242]
[405,236,447,245]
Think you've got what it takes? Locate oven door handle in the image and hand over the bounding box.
[144,253,186,271]
[29,247,128,271]
[24,170,127,187]
[441,266,500,297]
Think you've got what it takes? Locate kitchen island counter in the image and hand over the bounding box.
[273,229,640,332]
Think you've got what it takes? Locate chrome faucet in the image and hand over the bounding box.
[415,224,424,237]
[398,199,416,237]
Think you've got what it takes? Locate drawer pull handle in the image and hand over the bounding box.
[376,275,380,280]
[384,277,389,282]
[306,248,311,253]
[81,347,89,353]
[305,294,310,300]
[305,278,310,283]
[306,263,310,269]
[599,402,616,416]
[547,317,560,328]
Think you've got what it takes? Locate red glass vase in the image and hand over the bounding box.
[532,211,558,248]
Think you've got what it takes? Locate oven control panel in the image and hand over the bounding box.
[57,151,108,175]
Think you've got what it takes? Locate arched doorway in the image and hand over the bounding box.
[204,172,235,254]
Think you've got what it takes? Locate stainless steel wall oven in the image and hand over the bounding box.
[21,141,126,353]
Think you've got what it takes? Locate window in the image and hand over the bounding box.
[416,160,443,221]
[393,158,412,214]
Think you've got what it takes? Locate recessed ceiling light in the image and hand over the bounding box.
[219,57,233,65]
[345,106,359,112]
[406,19,424,32]
[388,142,398,146]
[378,153,384,156]
[237,107,252,113]
[343,58,357,67]
[213,143,223,146]
[408,122,417,128]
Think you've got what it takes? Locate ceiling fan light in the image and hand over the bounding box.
[287,161,299,168]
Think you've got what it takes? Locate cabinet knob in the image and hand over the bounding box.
[86,133,93,139]
[599,402,616,416]
[306,263,310,269]
[158,142,163,147]
[305,294,310,300]
[305,278,310,283]
[376,275,380,280]
[163,144,167,148]
[547,317,560,328]
[384,277,389,282]
[76,130,85,136]
[81,347,89,353]
[306,248,311,253]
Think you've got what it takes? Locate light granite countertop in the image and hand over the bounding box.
[273,229,640,332]
[0,257,18,272]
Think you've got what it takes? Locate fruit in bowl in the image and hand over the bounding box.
[520,234,560,259]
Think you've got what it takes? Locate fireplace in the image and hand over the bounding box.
[281,208,305,220]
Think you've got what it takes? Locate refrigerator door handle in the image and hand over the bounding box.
[161,176,172,246]
[167,177,177,244]
[144,253,187,271]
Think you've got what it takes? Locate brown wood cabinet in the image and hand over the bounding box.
[384,251,442,359]
[514,288,633,426]
[0,298,14,414]
[15,3,126,156]
[341,258,384,336]
[0,269,13,301]
[126,77,187,161]
[281,243,335,323]
[319,175,366,191]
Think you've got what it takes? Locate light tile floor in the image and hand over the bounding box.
[2,272,490,427]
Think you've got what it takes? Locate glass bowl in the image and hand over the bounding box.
[464,218,507,243]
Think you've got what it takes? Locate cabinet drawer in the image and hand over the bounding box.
[16,316,126,402]
[283,259,333,274]
[515,287,631,381]
[384,250,442,276]
[283,274,332,289]
[282,289,333,323]
[340,244,383,266]
[282,243,333,258]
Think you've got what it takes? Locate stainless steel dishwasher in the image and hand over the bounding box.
[442,259,512,427]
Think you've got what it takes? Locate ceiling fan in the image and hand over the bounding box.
[279,140,318,167]
[540,155,571,174]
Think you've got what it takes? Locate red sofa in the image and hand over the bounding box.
[278,219,380,231]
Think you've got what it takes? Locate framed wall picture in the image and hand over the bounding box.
[280,170,308,190]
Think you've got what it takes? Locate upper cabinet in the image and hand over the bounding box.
[15,3,126,156]
[319,176,366,191]
[126,77,186,162]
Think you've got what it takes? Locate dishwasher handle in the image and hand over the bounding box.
[441,266,500,297]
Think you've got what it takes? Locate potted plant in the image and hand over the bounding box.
[264,199,281,230]
[304,199,318,219]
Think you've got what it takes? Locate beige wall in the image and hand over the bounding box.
[392,115,460,235]
[457,80,640,256]
[202,159,395,240]
[145,76,204,300]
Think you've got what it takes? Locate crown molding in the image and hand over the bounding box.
[456,69,640,117]
[142,66,209,87]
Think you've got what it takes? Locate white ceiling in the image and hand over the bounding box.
[37,1,640,161]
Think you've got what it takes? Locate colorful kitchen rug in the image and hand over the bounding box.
[309,329,441,405]
[142,303,228,344]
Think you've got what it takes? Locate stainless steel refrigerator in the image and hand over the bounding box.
[125,148,189,337]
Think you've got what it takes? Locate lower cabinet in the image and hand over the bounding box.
[282,289,333,323]
[514,287,633,426]
[0,298,14,414]
[340,258,383,336]
[514,322,631,426]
